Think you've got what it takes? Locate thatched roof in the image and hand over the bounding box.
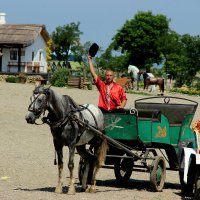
[0,24,50,48]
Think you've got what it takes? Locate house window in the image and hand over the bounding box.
[32,52,34,61]
[10,50,17,60]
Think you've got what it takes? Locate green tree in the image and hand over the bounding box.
[158,30,182,79]
[46,38,54,72]
[162,33,200,87]
[51,22,83,63]
[95,43,129,74]
[112,11,170,72]
[177,34,200,86]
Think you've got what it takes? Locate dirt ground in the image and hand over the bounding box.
[0,82,199,200]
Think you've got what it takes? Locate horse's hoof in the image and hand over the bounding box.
[55,186,62,194]
[85,187,90,193]
[81,185,88,192]
[67,184,76,195]
[67,187,76,195]
[86,186,96,193]
[81,187,86,192]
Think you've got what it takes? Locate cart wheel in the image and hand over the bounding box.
[114,156,133,184]
[179,155,195,197]
[150,156,166,192]
[179,170,194,196]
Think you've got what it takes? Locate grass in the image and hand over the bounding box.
[127,90,152,96]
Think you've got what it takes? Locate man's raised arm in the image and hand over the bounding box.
[88,55,98,82]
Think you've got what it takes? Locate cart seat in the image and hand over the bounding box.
[137,109,161,122]
[135,103,196,125]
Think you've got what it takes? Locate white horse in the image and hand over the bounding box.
[128,65,156,92]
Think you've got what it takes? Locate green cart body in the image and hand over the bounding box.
[103,96,198,192]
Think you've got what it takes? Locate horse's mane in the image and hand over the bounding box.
[62,95,80,110]
[48,89,80,113]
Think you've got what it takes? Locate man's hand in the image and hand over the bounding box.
[88,55,92,61]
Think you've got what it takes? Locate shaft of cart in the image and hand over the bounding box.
[70,115,141,159]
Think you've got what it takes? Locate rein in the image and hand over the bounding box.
[42,104,98,131]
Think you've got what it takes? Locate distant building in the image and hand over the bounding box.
[0,13,50,73]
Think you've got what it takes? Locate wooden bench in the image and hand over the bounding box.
[67,77,90,89]
[68,77,81,88]
[35,78,47,85]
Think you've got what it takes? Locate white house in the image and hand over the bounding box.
[0,13,50,73]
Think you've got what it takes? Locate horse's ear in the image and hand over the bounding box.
[44,85,51,95]
[44,89,50,96]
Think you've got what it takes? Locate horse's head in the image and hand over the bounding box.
[25,85,50,124]
[128,65,140,80]
[142,72,150,80]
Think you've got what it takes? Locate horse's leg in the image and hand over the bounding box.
[151,85,156,92]
[143,81,146,90]
[67,145,76,195]
[160,84,164,96]
[54,141,64,193]
[82,159,91,191]
[86,166,97,193]
[145,83,149,91]
[76,145,91,191]
[161,80,164,95]
[87,138,108,193]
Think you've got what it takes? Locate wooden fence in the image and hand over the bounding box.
[67,77,90,89]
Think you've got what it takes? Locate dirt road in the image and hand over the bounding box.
[0,82,198,200]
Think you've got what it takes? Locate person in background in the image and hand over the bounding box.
[88,55,127,113]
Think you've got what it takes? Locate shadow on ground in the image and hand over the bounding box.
[15,178,191,198]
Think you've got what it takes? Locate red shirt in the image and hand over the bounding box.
[95,76,127,111]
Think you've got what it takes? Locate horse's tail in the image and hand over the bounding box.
[97,137,108,168]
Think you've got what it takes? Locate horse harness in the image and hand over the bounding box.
[29,88,99,136]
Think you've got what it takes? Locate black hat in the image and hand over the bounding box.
[89,43,99,57]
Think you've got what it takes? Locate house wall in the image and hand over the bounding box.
[25,34,47,72]
[2,48,10,72]
[1,34,48,73]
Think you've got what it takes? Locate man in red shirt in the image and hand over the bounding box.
[88,55,127,112]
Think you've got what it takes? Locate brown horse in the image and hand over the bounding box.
[142,72,164,95]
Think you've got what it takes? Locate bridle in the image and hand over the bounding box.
[28,87,99,130]
[28,91,48,125]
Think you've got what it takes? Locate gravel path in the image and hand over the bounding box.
[0,82,199,200]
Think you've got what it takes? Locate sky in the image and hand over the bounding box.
[1,0,200,50]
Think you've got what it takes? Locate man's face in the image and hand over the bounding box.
[105,71,114,84]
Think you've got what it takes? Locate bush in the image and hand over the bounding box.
[51,68,69,87]
[87,82,93,90]
[170,87,200,96]
[18,73,27,83]
[5,76,18,83]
